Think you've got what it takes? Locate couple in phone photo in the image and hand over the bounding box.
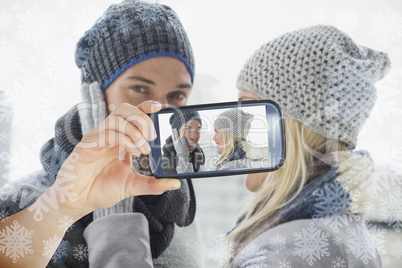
[161,108,255,174]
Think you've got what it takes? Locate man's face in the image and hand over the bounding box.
[104,56,192,109]
[104,56,192,169]
[178,120,201,151]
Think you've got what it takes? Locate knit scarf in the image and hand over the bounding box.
[227,145,247,162]
[39,104,196,259]
[230,150,374,252]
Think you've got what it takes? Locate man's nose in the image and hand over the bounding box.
[189,131,196,139]
[151,97,169,108]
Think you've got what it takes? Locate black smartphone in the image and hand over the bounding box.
[148,100,286,179]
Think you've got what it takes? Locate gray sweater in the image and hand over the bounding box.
[84,213,203,268]
[231,217,381,267]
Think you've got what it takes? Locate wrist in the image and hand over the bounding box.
[40,186,90,223]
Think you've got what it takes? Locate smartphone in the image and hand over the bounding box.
[148,100,286,179]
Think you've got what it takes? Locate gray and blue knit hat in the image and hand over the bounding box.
[237,25,391,148]
[169,110,202,130]
[75,0,195,91]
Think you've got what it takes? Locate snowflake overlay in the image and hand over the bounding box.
[332,235,342,247]
[207,234,235,265]
[0,220,34,263]
[312,8,329,24]
[2,70,55,134]
[73,244,89,261]
[381,256,391,267]
[237,242,267,267]
[0,209,10,223]
[16,4,56,49]
[41,36,77,89]
[366,221,387,256]
[0,10,13,30]
[334,7,359,32]
[292,223,330,266]
[0,36,23,83]
[51,239,68,263]
[331,256,347,268]
[369,5,402,47]
[116,16,134,36]
[389,238,402,259]
[378,187,402,232]
[346,224,378,264]
[84,19,109,46]
[277,257,292,268]
[134,2,164,27]
[58,215,75,232]
[268,233,287,253]
[43,234,61,259]
[0,130,11,144]
[313,180,359,233]
[166,10,183,32]
[27,153,79,221]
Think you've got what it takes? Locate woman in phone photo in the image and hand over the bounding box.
[213,108,254,170]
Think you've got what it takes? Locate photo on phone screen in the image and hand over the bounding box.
[149,100,285,179]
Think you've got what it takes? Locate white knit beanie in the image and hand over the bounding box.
[214,108,254,139]
[237,25,391,148]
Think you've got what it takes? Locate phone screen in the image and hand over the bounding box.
[149,100,285,179]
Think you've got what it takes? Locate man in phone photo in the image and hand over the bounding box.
[162,111,205,174]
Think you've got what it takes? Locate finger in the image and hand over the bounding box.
[110,103,157,141]
[126,173,181,197]
[103,130,142,157]
[105,115,148,148]
[137,100,163,114]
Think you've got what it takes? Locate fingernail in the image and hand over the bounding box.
[150,127,157,140]
[167,187,179,191]
[144,142,151,153]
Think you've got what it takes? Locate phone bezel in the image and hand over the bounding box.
[148,100,286,179]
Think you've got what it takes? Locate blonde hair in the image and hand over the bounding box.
[225,116,347,263]
[215,131,251,170]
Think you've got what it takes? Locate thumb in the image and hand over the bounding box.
[126,173,181,197]
[137,100,163,114]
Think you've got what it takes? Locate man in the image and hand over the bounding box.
[0,1,202,267]
[162,111,205,174]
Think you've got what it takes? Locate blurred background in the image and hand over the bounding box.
[1,0,401,266]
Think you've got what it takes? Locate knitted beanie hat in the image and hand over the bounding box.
[214,108,254,139]
[236,25,391,148]
[169,110,202,130]
[75,0,195,91]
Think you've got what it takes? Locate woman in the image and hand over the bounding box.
[227,25,390,267]
[213,108,253,170]
[0,1,202,267]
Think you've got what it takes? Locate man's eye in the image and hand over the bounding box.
[169,91,186,99]
[131,86,146,93]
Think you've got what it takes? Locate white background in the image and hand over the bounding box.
[1,0,402,266]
